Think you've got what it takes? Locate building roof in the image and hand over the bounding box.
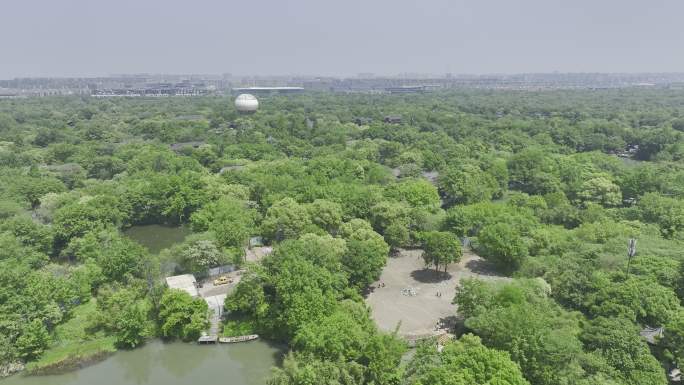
[219,165,246,174]
[249,236,264,247]
[170,141,205,151]
[640,326,664,345]
[233,87,304,91]
[175,114,204,121]
[165,274,199,297]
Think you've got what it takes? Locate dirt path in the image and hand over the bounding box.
[366,248,508,339]
[197,273,241,338]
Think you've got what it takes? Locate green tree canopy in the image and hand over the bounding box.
[420,231,462,273]
[476,223,529,272]
[438,164,500,205]
[405,334,529,385]
[158,289,208,341]
[262,197,312,242]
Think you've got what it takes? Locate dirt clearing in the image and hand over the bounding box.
[366,248,508,340]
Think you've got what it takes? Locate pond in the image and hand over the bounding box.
[2,224,283,385]
[123,224,192,254]
[2,340,282,385]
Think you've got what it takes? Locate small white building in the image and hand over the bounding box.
[165,274,200,298]
[640,326,664,345]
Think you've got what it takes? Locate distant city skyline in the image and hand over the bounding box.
[5,71,684,80]
[2,0,683,79]
[4,72,684,82]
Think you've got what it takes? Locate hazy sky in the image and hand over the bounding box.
[2,0,683,78]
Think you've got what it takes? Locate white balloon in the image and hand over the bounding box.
[234,94,258,112]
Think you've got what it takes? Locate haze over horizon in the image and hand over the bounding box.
[2,0,683,79]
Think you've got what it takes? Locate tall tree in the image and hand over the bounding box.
[158,290,208,341]
[476,223,529,272]
[421,231,462,274]
[262,197,312,242]
[405,334,530,385]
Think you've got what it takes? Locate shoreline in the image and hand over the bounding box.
[24,350,115,376]
[0,363,25,379]
[1,339,283,385]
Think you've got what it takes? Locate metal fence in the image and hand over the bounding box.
[206,265,237,277]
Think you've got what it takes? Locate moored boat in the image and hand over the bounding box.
[219,334,259,343]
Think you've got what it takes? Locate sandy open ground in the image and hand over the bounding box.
[366,248,508,339]
[245,246,273,263]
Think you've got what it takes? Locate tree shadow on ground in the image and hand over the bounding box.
[436,315,460,331]
[389,248,402,258]
[390,247,422,258]
[465,258,501,276]
[410,268,452,283]
[362,285,377,298]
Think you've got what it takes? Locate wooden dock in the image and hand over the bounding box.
[197,335,218,344]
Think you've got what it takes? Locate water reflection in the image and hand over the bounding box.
[115,342,157,385]
[123,224,192,254]
[1,340,281,385]
[225,340,286,385]
[155,341,215,379]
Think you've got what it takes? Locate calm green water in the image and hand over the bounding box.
[123,224,192,254]
[3,340,281,385]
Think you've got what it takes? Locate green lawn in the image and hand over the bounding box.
[26,300,117,374]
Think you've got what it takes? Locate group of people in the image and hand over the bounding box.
[401,287,417,296]
[377,281,443,298]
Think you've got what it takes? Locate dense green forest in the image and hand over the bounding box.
[1,89,684,384]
